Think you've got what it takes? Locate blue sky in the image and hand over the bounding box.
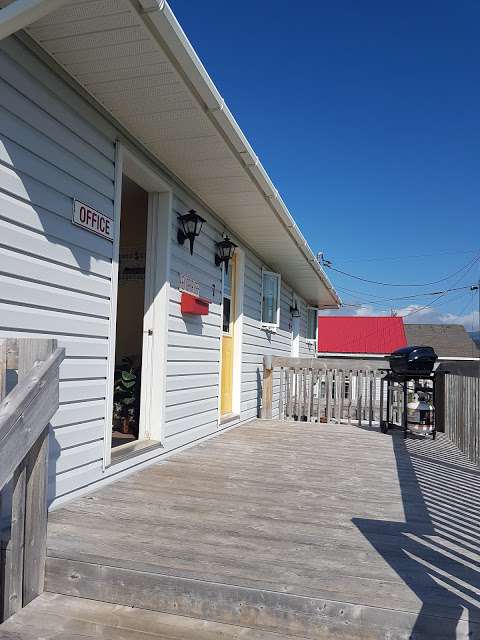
[170,1,479,329]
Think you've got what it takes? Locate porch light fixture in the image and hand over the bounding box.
[290,301,301,318]
[215,236,237,273]
[177,210,206,255]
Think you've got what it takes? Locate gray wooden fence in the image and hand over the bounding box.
[0,338,64,621]
[261,356,388,425]
[443,371,480,464]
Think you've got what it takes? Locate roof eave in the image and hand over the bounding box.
[0,0,65,40]
[134,0,341,308]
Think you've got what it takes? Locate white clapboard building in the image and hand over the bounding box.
[0,0,339,507]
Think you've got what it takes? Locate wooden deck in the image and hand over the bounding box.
[3,419,480,638]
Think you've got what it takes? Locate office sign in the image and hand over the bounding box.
[72,200,113,241]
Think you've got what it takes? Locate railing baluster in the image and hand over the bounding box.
[347,370,353,424]
[368,371,374,426]
[357,370,363,427]
[379,376,385,426]
[339,370,345,424]
[316,369,322,423]
[287,368,293,419]
[306,368,313,422]
[325,370,332,423]
[278,367,284,421]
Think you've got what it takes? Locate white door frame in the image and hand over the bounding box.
[103,143,171,468]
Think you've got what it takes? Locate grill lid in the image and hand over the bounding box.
[388,345,437,376]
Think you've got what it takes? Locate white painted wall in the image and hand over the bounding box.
[0,36,116,505]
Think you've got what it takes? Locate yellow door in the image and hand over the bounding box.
[220,256,236,415]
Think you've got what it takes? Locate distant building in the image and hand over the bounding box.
[317,316,406,359]
[404,324,480,360]
[317,317,479,364]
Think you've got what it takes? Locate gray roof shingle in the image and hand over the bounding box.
[404,323,479,358]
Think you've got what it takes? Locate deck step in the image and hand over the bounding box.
[45,556,479,640]
[0,593,298,640]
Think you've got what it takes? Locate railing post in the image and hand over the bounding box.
[19,339,55,605]
[278,367,284,421]
[1,462,26,620]
[23,425,49,606]
[357,370,363,427]
[261,355,273,419]
[0,338,58,621]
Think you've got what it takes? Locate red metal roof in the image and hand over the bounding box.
[317,316,407,354]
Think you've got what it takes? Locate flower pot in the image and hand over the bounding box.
[120,417,130,434]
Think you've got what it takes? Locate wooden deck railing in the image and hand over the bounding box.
[439,363,480,464]
[0,339,64,621]
[261,356,387,425]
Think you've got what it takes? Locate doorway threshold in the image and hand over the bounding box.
[219,413,240,426]
[110,439,162,465]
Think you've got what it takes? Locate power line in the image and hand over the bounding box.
[400,259,480,318]
[337,284,475,305]
[331,249,479,265]
[322,254,480,288]
[400,290,471,317]
[335,290,472,352]
[341,288,470,312]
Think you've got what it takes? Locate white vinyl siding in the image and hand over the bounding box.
[165,195,223,449]
[0,37,116,505]
[0,34,319,509]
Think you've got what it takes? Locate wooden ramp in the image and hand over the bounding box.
[3,420,480,639]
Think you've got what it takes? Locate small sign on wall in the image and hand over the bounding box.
[72,200,113,241]
[119,248,146,281]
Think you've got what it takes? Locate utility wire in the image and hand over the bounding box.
[322,254,480,287]
[334,290,472,352]
[341,289,470,312]
[331,249,479,265]
[337,284,475,305]
[400,258,480,318]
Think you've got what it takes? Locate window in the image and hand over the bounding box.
[306,307,318,342]
[261,271,280,328]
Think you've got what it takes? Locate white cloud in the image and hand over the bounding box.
[320,305,479,331]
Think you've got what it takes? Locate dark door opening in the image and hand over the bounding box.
[112,175,149,449]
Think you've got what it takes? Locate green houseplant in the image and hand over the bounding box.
[113,357,141,436]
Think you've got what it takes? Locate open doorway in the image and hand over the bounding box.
[105,146,171,468]
[112,176,149,449]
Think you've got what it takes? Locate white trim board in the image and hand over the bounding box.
[103,143,171,468]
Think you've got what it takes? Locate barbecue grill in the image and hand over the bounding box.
[380,346,438,439]
[388,345,437,377]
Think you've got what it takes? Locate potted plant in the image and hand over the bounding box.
[113,357,141,436]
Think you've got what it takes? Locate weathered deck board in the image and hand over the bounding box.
[43,420,480,638]
[0,592,295,639]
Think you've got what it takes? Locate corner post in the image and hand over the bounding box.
[261,355,273,419]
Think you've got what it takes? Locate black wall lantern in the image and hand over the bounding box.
[177,210,206,255]
[215,236,237,273]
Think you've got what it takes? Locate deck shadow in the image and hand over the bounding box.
[354,431,480,639]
